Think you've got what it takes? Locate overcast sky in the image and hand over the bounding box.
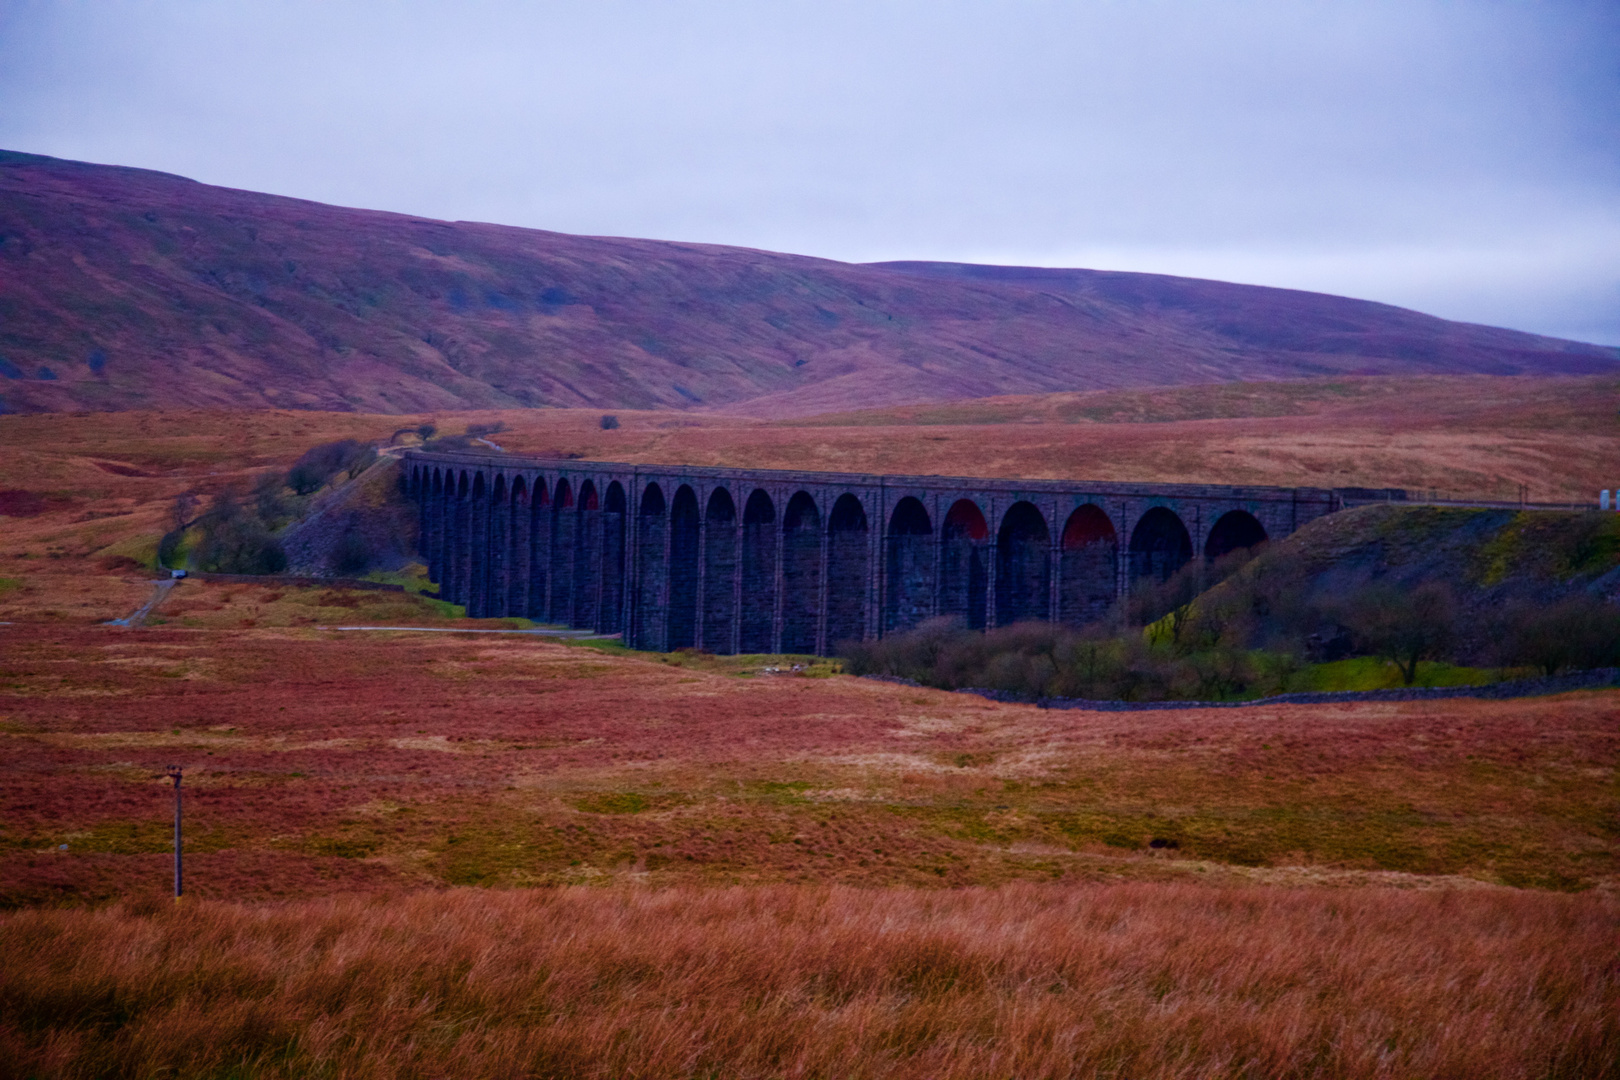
[3,0,1617,344]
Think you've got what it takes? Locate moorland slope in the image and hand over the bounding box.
[1,375,1613,585]
[2,149,1616,417]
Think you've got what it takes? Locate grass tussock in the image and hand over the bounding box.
[3,884,1616,1080]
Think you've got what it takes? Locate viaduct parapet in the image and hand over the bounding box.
[404,451,1351,655]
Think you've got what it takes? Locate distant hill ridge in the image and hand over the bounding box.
[1,148,1615,417]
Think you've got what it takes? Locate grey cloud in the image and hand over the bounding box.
[2,0,1616,342]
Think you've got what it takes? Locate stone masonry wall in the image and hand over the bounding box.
[407,452,1345,656]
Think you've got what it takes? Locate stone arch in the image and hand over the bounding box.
[508,477,532,618]
[702,487,739,653]
[781,491,822,654]
[572,480,602,630]
[668,485,701,649]
[997,501,1051,626]
[534,476,560,621]
[467,472,490,616]
[639,482,665,516]
[484,474,508,618]
[1205,509,1268,561]
[448,471,471,608]
[827,493,869,649]
[549,478,576,624]
[941,499,989,630]
[1059,504,1117,627]
[599,481,627,634]
[740,489,777,653]
[526,477,551,620]
[426,467,445,587]
[884,496,934,634]
[1129,506,1193,584]
[634,482,668,650]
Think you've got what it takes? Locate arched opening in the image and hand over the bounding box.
[484,474,508,618]
[827,493,869,650]
[634,482,667,650]
[409,467,424,563]
[941,499,989,630]
[526,478,550,619]
[884,497,933,634]
[508,477,531,618]
[703,488,738,653]
[548,478,575,625]
[466,472,490,616]
[668,485,700,649]
[427,468,445,588]
[781,492,822,654]
[599,481,627,634]
[448,471,471,608]
[572,480,602,631]
[740,489,777,653]
[1205,510,1268,561]
[996,501,1051,626]
[1129,506,1193,585]
[1059,504,1117,627]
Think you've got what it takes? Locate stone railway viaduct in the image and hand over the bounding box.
[405,450,1348,655]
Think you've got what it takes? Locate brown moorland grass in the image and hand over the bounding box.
[2,884,1615,1079]
[0,374,1613,592]
[3,619,1615,904]
[3,377,1617,1077]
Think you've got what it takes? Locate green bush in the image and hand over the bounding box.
[192,493,287,575]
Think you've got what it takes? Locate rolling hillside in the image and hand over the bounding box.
[1,149,1616,417]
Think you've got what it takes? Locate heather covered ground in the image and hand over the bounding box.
[1,612,1617,1077]
[3,614,1617,907]
[6,149,1615,418]
[2,386,1618,1077]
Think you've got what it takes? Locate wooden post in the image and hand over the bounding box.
[165,764,182,899]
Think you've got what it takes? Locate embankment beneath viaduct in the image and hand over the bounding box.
[405,451,1355,655]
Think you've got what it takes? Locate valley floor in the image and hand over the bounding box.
[2,378,1617,1077]
[1,576,1617,1077]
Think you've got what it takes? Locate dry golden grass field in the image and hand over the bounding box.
[1,374,1617,1078]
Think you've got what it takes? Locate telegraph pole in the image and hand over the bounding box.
[165,764,183,899]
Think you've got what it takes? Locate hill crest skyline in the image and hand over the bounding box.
[1,148,1616,417]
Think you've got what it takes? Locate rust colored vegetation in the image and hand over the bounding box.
[2,884,1616,1079]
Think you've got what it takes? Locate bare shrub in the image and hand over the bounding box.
[286,439,374,495]
[1336,580,1456,685]
[1497,594,1620,675]
[170,490,198,532]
